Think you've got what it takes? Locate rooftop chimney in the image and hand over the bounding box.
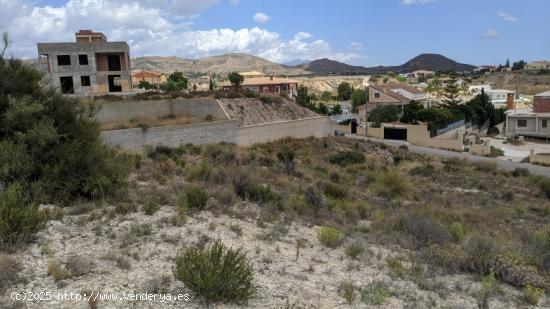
[506,93,515,110]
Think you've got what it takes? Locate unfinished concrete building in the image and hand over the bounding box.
[37,30,132,95]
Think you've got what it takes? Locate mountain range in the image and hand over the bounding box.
[131,53,476,76]
[298,54,476,75]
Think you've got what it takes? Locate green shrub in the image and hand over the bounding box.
[0,183,45,249]
[232,168,251,200]
[477,271,499,309]
[185,186,208,210]
[345,242,364,259]
[173,240,254,304]
[0,57,130,203]
[361,283,389,305]
[532,176,550,199]
[304,185,324,207]
[143,199,160,215]
[322,182,348,200]
[489,146,504,158]
[386,258,406,279]
[188,161,212,182]
[523,284,544,305]
[328,151,365,166]
[316,226,343,248]
[247,184,280,204]
[512,167,530,177]
[450,222,465,243]
[337,280,356,305]
[372,169,412,199]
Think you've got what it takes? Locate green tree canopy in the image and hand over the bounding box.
[350,89,367,113]
[228,72,244,88]
[442,77,462,110]
[400,100,424,125]
[368,105,401,127]
[337,82,353,100]
[165,71,188,90]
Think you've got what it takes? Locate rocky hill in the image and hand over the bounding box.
[301,54,476,75]
[132,53,308,76]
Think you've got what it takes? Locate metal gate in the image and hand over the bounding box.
[384,127,407,140]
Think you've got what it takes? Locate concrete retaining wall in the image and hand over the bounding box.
[237,117,331,146]
[407,124,464,151]
[95,98,227,124]
[101,120,239,149]
[469,144,491,156]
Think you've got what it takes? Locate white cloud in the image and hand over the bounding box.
[1,0,360,64]
[497,11,518,22]
[484,28,499,39]
[253,12,271,24]
[348,42,363,50]
[401,0,437,5]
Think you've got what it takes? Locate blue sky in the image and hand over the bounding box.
[1,0,549,66]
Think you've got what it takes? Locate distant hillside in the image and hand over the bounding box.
[476,71,550,95]
[301,58,369,75]
[283,59,311,66]
[367,54,476,74]
[132,53,308,76]
[302,54,475,75]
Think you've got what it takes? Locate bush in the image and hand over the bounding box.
[523,284,544,305]
[322,182,348,200]
[185,186,208,210]
[463,235,500,275]
[304,185,324,207]
[532,176,550,199]
[402,213,449,247]
[247,184,280,204]
[372,169,412,199]
[143,199,160,215]
[475,161,498,173]
[337,280,356,305]
[47,261,71,281]
[345,242,364,259]
[276,147,296,175]
[316,226,343,248]
[0,183,45,249]
[409,164,435,177]
[328,151,365,166]
[65,255,95,277]
[0,254,22,291]
[450,222,465,243]
[361,283,389,305]
[512,168,530,177]
[0,57,130,203]
[173,240,254,304]
[477,271,499,309]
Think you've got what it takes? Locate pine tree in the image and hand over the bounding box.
[505,58,510,68]
[442,77,461,110]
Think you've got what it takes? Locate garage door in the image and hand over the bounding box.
[384,127,407,140]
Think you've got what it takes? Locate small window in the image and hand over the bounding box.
[543,119,548,128]
[59,76,74,94]
[374,92,381,98]
[57,55,71,66]
[517,119,527,128]
[81,76,91,87]
[79,54,88,65]
[262,86,269,92]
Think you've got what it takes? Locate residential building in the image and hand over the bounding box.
[410,70,435,79]
[468,85,515,107]
[525,61,550,72]
[505,91,550,138]
[221,76,299,97]
[189,76,212,92]
[367,83,431,111]
[473,65,497,74]
[37,30,132,95]
[132,70,165,88]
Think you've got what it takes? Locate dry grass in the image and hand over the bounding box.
[100,114,208,131]
[124,136,550,291]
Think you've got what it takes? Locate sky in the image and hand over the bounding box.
[1,0,549,66]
